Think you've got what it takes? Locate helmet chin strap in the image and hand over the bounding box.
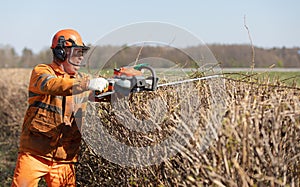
[68,59,86,67]
[68,59,81,66]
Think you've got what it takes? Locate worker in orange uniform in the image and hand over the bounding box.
[11,29,108,187]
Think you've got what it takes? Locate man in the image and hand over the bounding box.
[11,29,108,186]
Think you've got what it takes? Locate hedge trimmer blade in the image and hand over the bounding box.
[157,74,221,88]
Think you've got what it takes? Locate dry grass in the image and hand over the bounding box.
[0,68,30,186]
[0,68,300,186]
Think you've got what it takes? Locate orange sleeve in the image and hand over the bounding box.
[29,64,89,96]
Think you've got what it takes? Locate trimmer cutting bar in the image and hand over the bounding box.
[157,74,221,88]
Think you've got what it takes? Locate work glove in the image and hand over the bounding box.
[88,77,109,91]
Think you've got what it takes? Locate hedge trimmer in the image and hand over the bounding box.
[93,64,220,101]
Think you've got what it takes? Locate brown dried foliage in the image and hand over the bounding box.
[0,68,300,186]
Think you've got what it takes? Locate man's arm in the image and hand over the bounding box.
[29,64,89,96]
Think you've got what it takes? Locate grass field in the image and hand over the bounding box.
[1,68,300,186]
[224,70,300,86]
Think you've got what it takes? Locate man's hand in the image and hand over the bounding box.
[88,78,109,91]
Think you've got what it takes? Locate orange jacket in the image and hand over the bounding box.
[19,62,90,162]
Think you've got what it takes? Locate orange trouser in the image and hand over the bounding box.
[11,152,76,187]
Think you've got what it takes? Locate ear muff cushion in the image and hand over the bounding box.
[53,47,66,61]
[53,36,66,61]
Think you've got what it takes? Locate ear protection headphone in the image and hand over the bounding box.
[52,36,66,61]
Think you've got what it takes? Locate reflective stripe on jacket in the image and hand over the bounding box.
[19,62,90,162]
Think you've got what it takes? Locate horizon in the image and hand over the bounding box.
[1,42,299,56]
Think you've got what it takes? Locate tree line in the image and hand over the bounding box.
[0,44,299,68]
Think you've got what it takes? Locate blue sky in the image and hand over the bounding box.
[1,0,299,54]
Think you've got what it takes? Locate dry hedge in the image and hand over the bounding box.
[0,69,299,186]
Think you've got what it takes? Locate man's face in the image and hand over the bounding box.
[63,47,86,75]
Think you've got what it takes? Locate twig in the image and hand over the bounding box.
[244,15,255,73]
[134,44,145,65]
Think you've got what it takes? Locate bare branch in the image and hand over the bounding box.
[244,15,255,72]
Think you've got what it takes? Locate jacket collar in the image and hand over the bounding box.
[49,61,78,78]
[49,61,66,75]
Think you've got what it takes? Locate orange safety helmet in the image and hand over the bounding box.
[51,29,89,61]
